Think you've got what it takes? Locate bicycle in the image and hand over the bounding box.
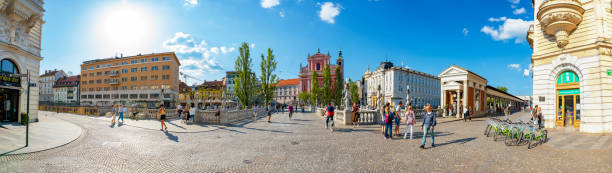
[523,126,547,149]
[504,121,527,146]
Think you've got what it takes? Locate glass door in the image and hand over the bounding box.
[574,95,580,128]
[556,95,564,127]
[563,95,575,127]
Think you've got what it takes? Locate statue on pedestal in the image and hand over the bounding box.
[343,79,351,111]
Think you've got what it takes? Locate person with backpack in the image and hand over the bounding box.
[394,102,403,136]
[189,103,196,123]
[384,103,394,139]
[420,104,437,149]
[325,103,335,131]
[404,105,416,139]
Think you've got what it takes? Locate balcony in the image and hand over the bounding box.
[537,0,584,48]
[110,81,120,85]
[109,72,120,77]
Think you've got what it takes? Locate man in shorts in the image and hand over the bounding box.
[325,103,335,130]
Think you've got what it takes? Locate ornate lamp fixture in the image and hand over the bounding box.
[537,0,584,48]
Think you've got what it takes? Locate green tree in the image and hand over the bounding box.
[322,64,332,105]
[496,86,508,93]
[234,42,257,109]
[350,81,359,104]
[298,92,310,106]
[310,71,320,106]
[333,66,343,107]
[259,48,278,105]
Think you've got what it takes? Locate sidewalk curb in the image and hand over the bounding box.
[0,115,84,156]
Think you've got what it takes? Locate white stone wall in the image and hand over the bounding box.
[532,54,611,133]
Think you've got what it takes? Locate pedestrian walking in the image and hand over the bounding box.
[288,104,294,120]
[504,106,510,120]
[394,102,403,136]
[267,104,273,123]
[420,104,437,149]
[464,106,472,122]
[325,103,335,131]
[253,105,258,122]
[159,105,167,131]
[118,104,126,124]
[404,105,416,139]
[189,103,196,123]
[177,104,184,120]
[384,103,394,139]
[111,105,117,124]
[352,102,359,128]
[184,104,190,123]
[537,106,543,129]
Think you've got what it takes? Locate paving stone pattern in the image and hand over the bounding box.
[1,111,611,172]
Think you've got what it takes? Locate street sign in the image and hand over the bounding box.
[607,69,612,76]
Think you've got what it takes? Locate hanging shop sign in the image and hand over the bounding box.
[0,73,21,87]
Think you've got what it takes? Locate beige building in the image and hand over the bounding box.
[0,0,45,123]
[80,52,181,107]
[528,0,612,133]
[39,69,66,104]
[275,78,300,105]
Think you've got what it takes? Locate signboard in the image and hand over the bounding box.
[607,69,612,76]
[558,89,580,95]
[0,73,21,87]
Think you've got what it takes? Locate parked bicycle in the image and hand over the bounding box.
[484,118,548,149]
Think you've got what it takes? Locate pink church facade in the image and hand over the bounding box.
[299,49,344,93]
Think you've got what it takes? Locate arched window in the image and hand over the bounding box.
[316,63,320,71]
[1,59,19,74]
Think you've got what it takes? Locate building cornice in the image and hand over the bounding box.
[0,41,42,61]
[532,41,612,61]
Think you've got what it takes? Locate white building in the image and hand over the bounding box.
[363,62,440,108]
[53,75,80,104]
[0,0,45,123]
[274,78,300,105]
[39,69,66,104]
[224,71,237,100]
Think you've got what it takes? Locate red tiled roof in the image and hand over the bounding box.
[53,76,80,88]
[277,78,300,87]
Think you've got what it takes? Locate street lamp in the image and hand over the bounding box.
[11,70,34,147]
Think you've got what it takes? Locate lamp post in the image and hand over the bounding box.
[11,70,32,147]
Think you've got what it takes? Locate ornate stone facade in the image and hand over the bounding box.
[530,0,612,133]
[0,0,44,123]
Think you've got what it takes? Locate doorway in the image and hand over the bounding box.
[0,88,19,122]
[555,71,581,129]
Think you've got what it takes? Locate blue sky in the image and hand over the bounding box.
[41,0,535,95]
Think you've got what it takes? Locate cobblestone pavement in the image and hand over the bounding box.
[0,114,81,155]
[1,111,611,172]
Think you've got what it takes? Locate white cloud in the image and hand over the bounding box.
[250,43,256,48]
[523,69,530,76]
[162,32,235,81]
[462,28,469,36]
[184,0,198,7]
[513,7,526,15]
[488,17,507,22]
[508,64,521,71]
[508,0,520,4]
[261,0,280,8]
[318,2,341,24]
[280,11,285,18]
[481,18,532,43]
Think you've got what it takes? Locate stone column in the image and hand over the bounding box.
[462,80,469,118]
[441,87,446,117]
[456,89,461,118]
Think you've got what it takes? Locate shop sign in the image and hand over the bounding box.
[0,73,21,87]
[558,89,580,95]
[607,69,612,76]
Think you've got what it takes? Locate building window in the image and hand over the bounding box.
[121,78,127,82]
[131,60,138,64]
[162,57,170,61]
[122,69,128,73]
[130,77,137,81]
[162,75,170,80]
[104,87,109,91]
[95,95,102,99]
[122,61,128,65]
[104,79,109,83]
[150,93,160,99]
[103,94,110,99]
[131,68,137,72]
[105,64,110,67]
[140,94,148,99]
[96,65,101,69]
[82,67,87,71]
[89,88,94,91]
[112,86,118,90]
[316,63,320,71]
[129,94,138,99]
[121,86,128,90]
[151,57,159,62]
[140,76,147,81]
[140,67,147,71]
[89,66,94,70]
[96,80,101,84]
[162,65,170,70]
[151,66,158,71]
[89,73,94,77]
[151,75,158,80]
[120,94,128,99]
[104,71,110,75]
[97,72,102,76]
[89,80,93,84]
[141,59,148,63]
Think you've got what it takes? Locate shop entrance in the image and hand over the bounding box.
[0,88,19,122]
[555,71,580,129]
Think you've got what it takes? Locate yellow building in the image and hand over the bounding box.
[194,80,224,105]
[528,0,612,133]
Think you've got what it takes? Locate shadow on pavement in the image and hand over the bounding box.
[333,128,377,133]
[435,137,477,147]
[290,119,313,122]
[393,132,455,139]
[164,131,179,142]
[166,121,187,130]
[0,146,25,156]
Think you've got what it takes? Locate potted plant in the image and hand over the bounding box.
[20,113,29,126]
